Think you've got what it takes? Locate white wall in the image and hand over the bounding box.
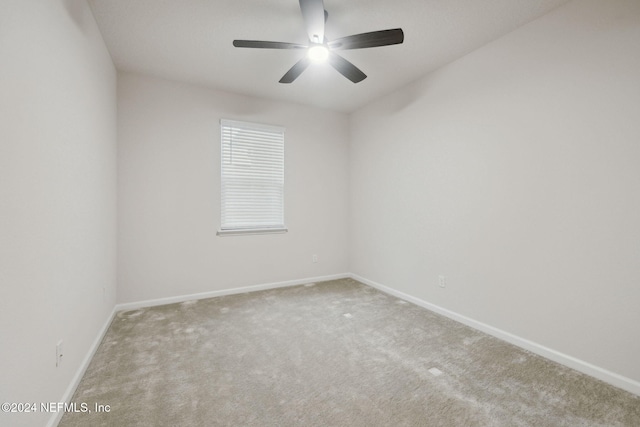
[349,0,640,386]
[0,1,117,426]
[117,72,349,304]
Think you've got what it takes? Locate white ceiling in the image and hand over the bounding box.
[89,0,570,113]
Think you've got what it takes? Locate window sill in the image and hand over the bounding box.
[216,227,288,237]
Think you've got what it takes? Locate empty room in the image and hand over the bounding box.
[2,0,640,426]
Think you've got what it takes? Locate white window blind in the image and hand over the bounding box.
[219,119,286,234]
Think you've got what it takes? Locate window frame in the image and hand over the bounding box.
[217,119,287,237]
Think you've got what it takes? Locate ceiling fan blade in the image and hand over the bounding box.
[328,52,367,83]
[328,28,404,50]
[299,0,325,43]
[279,57,312,84]
[233,40,307,49]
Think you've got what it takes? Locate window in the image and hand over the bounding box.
[218,119,286,236]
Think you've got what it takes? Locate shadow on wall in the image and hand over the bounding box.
[64,0,93,36]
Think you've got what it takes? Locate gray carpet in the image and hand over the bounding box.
[60,278,640,426]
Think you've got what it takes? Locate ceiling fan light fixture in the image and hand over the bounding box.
[308,45,329,62]
[232,0,404,83]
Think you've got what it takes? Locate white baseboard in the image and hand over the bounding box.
[115,273,351,312]
[351,273,640,397]
[47,307,117,427]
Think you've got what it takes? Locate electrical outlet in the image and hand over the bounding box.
[312,254,318,263]
[438,275,446,288]
[56,340,64,367]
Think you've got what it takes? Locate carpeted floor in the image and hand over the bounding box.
[60,278,640,426]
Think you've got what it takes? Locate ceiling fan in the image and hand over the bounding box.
[232,0,404,84]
